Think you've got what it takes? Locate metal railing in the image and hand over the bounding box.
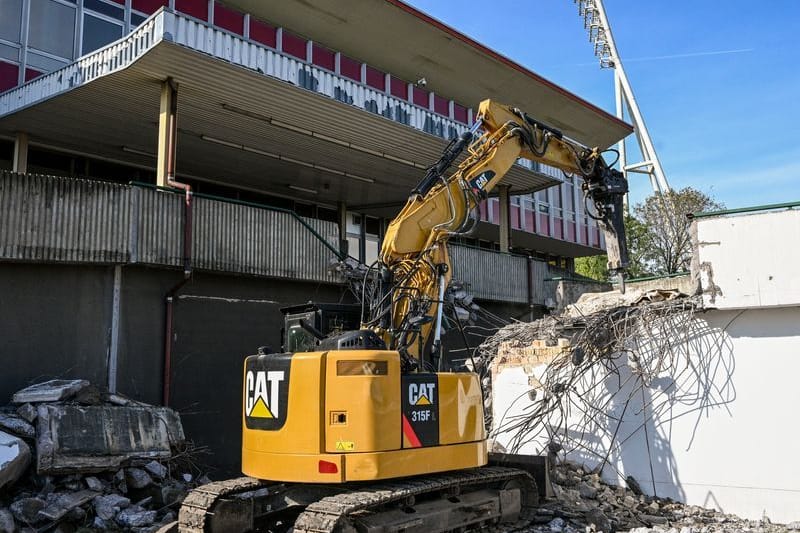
[448,244,549,305]
[0,171,341,284]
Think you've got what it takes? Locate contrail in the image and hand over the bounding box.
[621,48,755,63]
[561,48,755,68]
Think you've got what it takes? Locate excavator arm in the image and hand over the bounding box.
[368,99,629,368]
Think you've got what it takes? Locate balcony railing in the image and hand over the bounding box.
[449,244,549,305]
[0,172,341,284]
[0,172,566,305]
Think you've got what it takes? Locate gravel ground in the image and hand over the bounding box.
[518,462,799,533]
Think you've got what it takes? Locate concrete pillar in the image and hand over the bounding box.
[156,79,178,188]
[499,185,511,253]
[12,132,28,173]
[337,201,348,257]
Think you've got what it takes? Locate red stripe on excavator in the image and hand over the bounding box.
[401,414,422,448]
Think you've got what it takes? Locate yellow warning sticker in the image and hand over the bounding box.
[248,397,274,418]
[335,440,355,451]
[414,395,431,406]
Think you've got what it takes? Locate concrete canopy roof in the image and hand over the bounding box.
[0,40,557,208]
[225,0,632,149]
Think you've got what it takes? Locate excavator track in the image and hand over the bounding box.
[178,477,270,532]
[293,466,537,533]
[176,467,537,533]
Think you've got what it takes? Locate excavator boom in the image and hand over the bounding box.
[372,99,629,366]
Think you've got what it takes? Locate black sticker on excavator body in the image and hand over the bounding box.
[401,374,439,447]
[244,353,292,430]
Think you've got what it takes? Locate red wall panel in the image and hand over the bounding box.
[175,0,207,20]
[24,68,42,82]
[389,76,406,99]
[281,30,307,59]
[511,205,521,230]
[312,43,335,71]
[538,214,550,236]
[213,2,243,34]
[364,65,385,90]
[412,86,429,107]
[554,218,563,240]
[339,54,360,81]
[132,0,166,13]
[453,103,468,124]
[249,19,276,48]
[524,211,535,233]
[0,62,19,92]
[433,94,448,116]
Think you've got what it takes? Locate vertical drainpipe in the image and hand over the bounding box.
[158,78,192,407]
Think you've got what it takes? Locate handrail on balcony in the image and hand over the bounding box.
[129,181,345,260]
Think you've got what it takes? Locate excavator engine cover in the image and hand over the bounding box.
[241,349,488,483]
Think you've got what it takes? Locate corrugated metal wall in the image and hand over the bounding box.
[1,172,560,301]
[0,172,131,263]
[449,244,548,304]
[0,172,340,284]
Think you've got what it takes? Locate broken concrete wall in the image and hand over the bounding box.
[35,404,184,474]
[693,209,800,309]
[491,304,800,524]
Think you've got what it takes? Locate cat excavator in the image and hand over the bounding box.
[175,99,629,532]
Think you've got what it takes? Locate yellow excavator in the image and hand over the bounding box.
[175,100,629,532]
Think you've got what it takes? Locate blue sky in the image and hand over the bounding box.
[405,0,800,209]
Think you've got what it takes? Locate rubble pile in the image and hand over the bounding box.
[522,461,798,533]
[0,380,204,533]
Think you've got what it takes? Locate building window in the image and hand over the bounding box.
[82,13,123,55]
[28,0,76,60]
[0,0,23,44]
[84,0,124,21]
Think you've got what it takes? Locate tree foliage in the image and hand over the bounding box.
[633,187,723,275]
[575,187,722,280]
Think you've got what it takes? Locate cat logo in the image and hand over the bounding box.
[245,370,284,419]
[408,382,436,406]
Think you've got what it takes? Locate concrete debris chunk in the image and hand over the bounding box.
[126,467,153,489]
[116,505,157,528]
[144,460,168,479]
[84,475,104,491]
[35,404,184,474]
[0,414,35,439]
[0,431,31,490]
[15,403,37,423]
[0,508,15,533]
[36,489,96,521]
[93,494,131,520]
[10,497,45,524]
[11,380,89,404]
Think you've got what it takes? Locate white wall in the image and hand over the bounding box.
[696,209,800,309]
[492,306,800,523]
